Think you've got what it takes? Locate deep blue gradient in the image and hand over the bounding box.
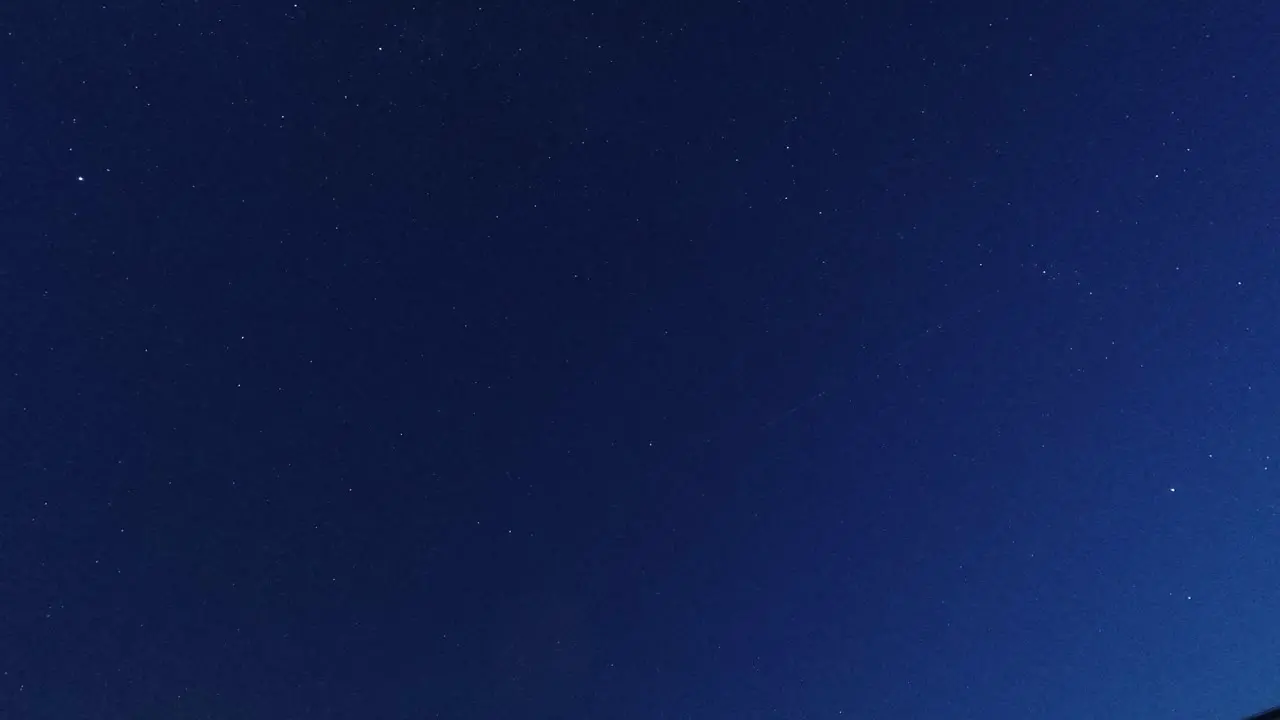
[3,1,1279,717]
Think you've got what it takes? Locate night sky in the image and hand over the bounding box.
[4,1,1280,718]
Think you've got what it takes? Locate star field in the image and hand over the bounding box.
[3,1,1279,718]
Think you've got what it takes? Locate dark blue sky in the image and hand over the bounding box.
[4,1,1279,717]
